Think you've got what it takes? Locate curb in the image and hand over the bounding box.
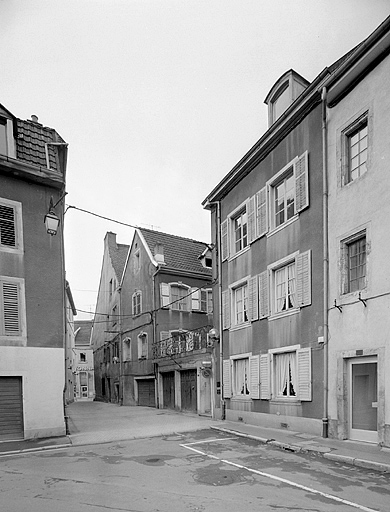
[210,426,390,474]
[0,442,73,458]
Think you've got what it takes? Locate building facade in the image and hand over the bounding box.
[326,17,390,446]
[73,320,95,401]
[92,228,214,415]
[0,106,68,440]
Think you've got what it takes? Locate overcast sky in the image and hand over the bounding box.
[1,0,389,319]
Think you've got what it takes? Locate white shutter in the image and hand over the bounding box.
[296,250,311,307]
[256,186,268,237]
[249,355,260,399]
[2,281,20,335]
[248,276,258,321]
[160,283,170,308]
[258,270,269,319]
[222,290,230,330]
[191,288,200,310]
[295,151,309,212]
[221,219,229,261]
[247,196,256,243]
[223,359,232,398]
[297,347,312,401]
[260,354,270,399]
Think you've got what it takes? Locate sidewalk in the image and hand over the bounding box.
[0,401,389,473]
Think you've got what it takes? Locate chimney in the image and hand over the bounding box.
[31,115,39,123]
[154,243,165,264]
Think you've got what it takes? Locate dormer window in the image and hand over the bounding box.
[0,114,16,158]
[265,70,309,126]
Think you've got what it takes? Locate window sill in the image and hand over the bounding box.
[266,214,298,238]
[231,396,252,401]
[227,245,250,262]
[270,398,300,405]
[268,308,299,321]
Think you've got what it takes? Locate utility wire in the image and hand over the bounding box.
[65,204,140,230]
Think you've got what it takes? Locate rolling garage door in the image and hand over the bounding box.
[137,379,156,407]
[0,377,24,441]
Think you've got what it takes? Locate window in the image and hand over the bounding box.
[223,355,260,399]
[341,232,366,294]
[348,121,368,182]
[160,282,190,311]
[138,332,148,359]
[134,250,140,273]
[233,284,248,325]
[0,198,23,253]
[132,291,142,315]
[274,170,295,227]
[123,337,131,361]
[206,289,213,314]
[0,276,26,339]
[191,288,212,313]
[0,118,7,155]
[260,251,311,319]
[79,352,86,363]
[233,208,248,253]
[260,346,312,401]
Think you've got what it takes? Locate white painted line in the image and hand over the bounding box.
[182,437,237,446]
[180,443,379,512]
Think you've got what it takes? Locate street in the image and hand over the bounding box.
[1,428,389,512]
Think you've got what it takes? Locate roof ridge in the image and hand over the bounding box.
[138,226,209,246]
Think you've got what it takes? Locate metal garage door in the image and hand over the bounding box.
[138,379,156,407]
[0,377,24,441]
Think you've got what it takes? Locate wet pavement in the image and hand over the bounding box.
[1,400,389,474]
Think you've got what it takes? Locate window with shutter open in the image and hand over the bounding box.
[223,359,232,398]
[249,355,260,399]
[297,347,312,401]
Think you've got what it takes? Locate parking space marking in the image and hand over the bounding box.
[180,443,379,512]
[182,437,237,446]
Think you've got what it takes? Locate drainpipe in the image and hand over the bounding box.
[207,199,224,420]
[322,86,329,438]
[118,285,123,405]
[152,265,160,408]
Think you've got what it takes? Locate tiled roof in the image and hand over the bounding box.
[139,228,212,276]
[16,119,65,172]
[106,233,129,281]
[74,320,93,346]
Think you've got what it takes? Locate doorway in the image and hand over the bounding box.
[348,357,377,443]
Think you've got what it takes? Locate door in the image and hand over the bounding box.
[349,357,377,443]
[162,372,175,409]
[181,369,197,412]
[0,377,24,441]
[138,379,156,407]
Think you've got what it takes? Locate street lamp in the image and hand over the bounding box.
[44,193,67,236]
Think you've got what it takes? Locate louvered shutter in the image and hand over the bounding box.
[260,354,270,399]
[247,196,256,243]
[2,281,20,335]
[223,359,232,398]
[222,290,230,330]
[256,186,268,237]
[160,283,170,308]
[248,276,258,321]
[249,355,260,399]
[258,270,269,319]
[295,151,309,213]
[296,250,311,307]
[0,204,16,248]
[221,219,229,261]
[297,347,312,401]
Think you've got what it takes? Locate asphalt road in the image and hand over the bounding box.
[1,429,389,512]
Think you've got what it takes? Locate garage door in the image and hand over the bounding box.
[0,377,24,441]
[138,379,156,407]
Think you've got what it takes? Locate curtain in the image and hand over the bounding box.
[276,353,289,395]
[288,263,296,308]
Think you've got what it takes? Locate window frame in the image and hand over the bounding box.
[342,112,369,186]
[137,332,148,359]
[132,290,142,316]
[268,252,299,319]
[340,229,367,295]
[268,160,298,233]
[160,282,191,312]
[0,198,23,254]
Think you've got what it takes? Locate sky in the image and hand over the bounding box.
[1,0,389,319]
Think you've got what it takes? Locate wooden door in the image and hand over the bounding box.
[162,372,175,409]
[180,369,197,412]
[138,379,156,407]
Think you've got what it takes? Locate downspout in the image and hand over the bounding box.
[152,265,160,408]
[322,86,329,438]
[207,199,224,420]
[118,285,123,405]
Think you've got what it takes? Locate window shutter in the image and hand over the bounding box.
[0,204,16,248]
[191,288,200,310]
[297,347,312,401]
[248,276,259,321]
[247,196,256,243]
[2,281,20,335]
[295,151,309,212]
[221,219,229,261]
[258,270,269,319]
[256,186,268,237]
[296,250,311,307]
[222,290,230,330]
[249,355,260,399]
[160,283,170,308]
[223,359,232,398]
[260,354,270,399]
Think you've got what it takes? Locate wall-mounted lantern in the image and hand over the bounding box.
[44,193,67,236]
